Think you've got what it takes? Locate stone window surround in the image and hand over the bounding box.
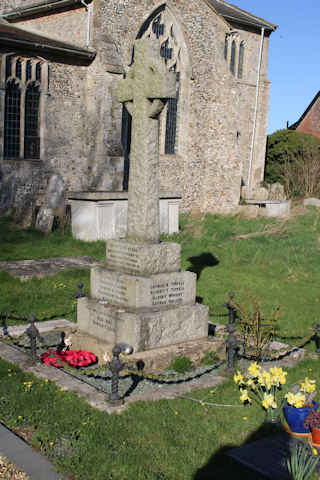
[224,31,246,79]
[0,53,48,161]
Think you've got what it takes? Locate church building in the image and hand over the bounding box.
[0,0,277,219]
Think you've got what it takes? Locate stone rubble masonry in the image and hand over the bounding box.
[0,0,273,216]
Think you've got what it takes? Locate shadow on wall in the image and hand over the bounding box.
[187,252,219,280]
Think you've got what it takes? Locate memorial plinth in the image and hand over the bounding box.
[74,38,208,360]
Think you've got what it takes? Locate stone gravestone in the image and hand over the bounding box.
[76,38,208,356]
[36,174,65,233]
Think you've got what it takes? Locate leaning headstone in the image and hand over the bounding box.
[47,174,65,213]
[36,174,65,233]
[35,207,54,233]
[75,38,208,356]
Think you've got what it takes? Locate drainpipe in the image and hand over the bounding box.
[81,0,91,48]
[247,27,265,189]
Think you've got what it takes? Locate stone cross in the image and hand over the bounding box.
[117,38,176,243]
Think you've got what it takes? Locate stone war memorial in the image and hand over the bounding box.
[73,38,208,362]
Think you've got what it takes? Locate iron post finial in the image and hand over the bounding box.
[72,282,85,299]
[26,315,41,362]
[108,343,134,406]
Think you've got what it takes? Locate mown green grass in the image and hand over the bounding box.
[1,356,319,479]
[1,207,320,336]
[1,209,320,478]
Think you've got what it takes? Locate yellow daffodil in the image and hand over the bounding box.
[269,367,287,386]
[312,448,318,456]
[233,371,244,385]
[261,393,277,410]
[240,389,251,403]
[263,371,272,390]
[300,377,316,394]
[285,391,306,408]
[248,362,261,377]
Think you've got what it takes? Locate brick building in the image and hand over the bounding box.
[0,0,276,218]
[289,91,320,139]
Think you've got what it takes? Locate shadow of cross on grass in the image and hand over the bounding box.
[193,421,320,480]
[187,252,219,281]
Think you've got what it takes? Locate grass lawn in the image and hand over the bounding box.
[1,356,320,479]
[2,206,320,336]
[0,207,320,478]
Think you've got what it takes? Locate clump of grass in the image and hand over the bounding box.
[200,351,218,366]
[169,355,192,373]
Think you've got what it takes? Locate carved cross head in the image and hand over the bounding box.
[117,38,176,107]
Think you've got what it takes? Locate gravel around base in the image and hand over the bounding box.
[0,454,30,480]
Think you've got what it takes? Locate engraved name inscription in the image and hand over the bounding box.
[92,311,116,332]
[97,275,129,305]
[150,280,185,306]
[107,243,141,273]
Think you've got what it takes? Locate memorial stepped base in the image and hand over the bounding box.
[76,297,209,354]
[106,239,181,276]
[91,266,196,309]
[70,327,223,371]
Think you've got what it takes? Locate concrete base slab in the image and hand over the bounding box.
[70,332,226,371]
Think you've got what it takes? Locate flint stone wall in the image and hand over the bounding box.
[0,0,272,215]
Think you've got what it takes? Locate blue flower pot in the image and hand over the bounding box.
[284,401,319,433]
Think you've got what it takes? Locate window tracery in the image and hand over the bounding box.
[2,55,47,160]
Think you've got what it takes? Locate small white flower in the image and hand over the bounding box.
[103,353,111,363]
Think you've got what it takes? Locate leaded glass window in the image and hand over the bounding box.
[238,42,244,79]
[224,36,228,60]
[2,55,45,160]
[4,80,21,159]
[24,83,40,159]
[230,40,236,75]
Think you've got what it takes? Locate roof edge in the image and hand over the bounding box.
[207,0,277,32]
[1,0,92,21]
[288,91,320,130]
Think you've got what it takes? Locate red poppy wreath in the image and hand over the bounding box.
[41,349,97,368]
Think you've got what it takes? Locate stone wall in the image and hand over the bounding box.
[0,4,124,216]
[96,0,272,213]
[0,0,273,216]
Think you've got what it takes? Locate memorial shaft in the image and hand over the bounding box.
[117,38,176,243]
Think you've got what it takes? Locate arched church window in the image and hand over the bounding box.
[16,59,22,79]
[230,40,236,75]
[2,55,47,160]
[224,36,228,60]
[36,62,41,82]
[24,82,40,159]
[238,41,244,79]
[26,60,32,81]
[121,4,190,188]
[4,79,21,159]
